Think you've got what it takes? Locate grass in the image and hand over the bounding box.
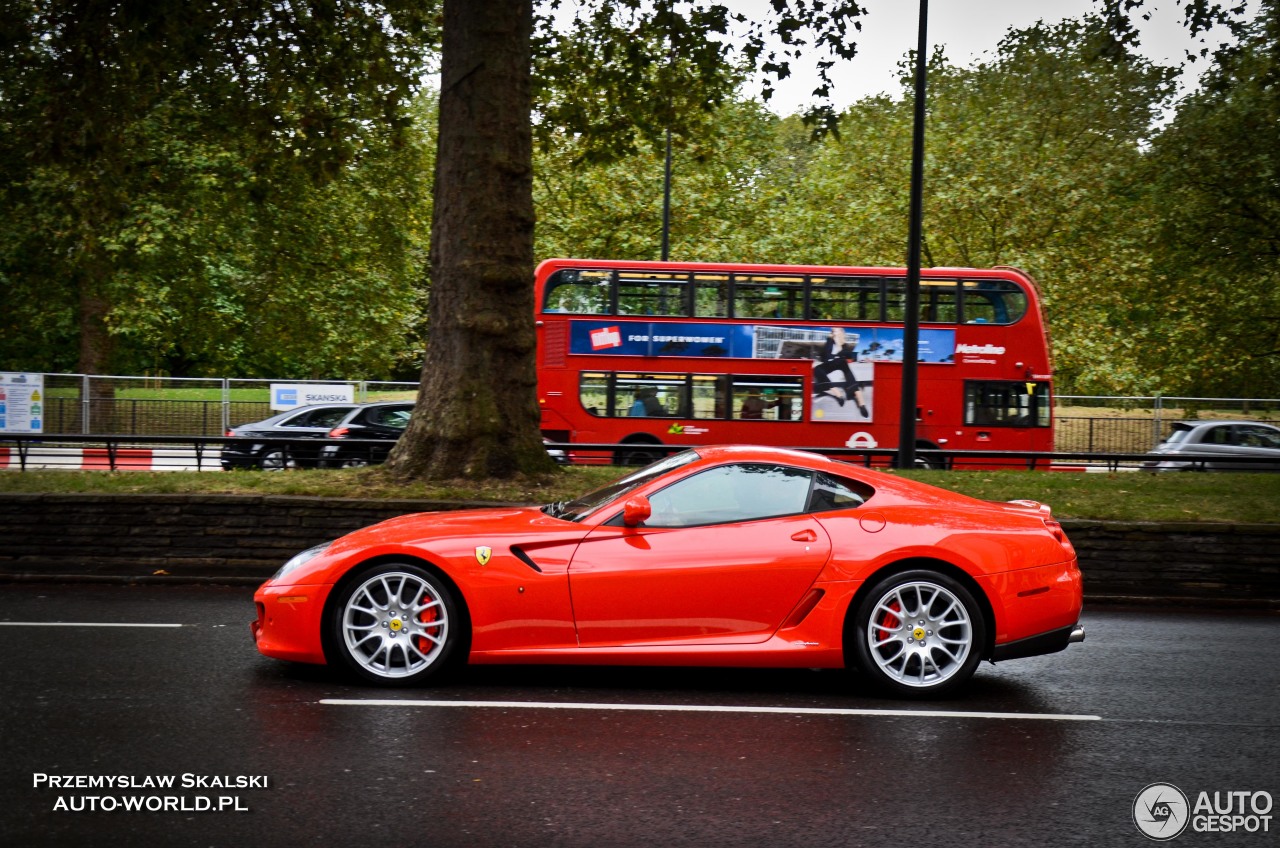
[2,464,1276,524]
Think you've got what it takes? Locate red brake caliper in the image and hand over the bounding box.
[878,600,902,643]
[417,595,439,653]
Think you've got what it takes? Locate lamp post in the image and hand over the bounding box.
[661,128,672,260]
[895,0,928,469]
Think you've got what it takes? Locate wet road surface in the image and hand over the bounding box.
[0,583,1276,847]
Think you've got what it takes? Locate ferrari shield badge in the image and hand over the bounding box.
[474,546,492,566]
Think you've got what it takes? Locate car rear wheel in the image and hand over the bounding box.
[328,564,461,686]
[851,569,985,697]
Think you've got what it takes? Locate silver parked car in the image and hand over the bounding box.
[1143,420,1280,471]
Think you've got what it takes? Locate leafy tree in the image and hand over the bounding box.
[386,0,868,480]
[1137,0,1280,397]
[534,98,790,262]
[0,1,438,377]
[735,17,1177,394]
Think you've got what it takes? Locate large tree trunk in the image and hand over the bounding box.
[385,0,555,480]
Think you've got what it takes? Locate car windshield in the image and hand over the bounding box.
[543,450,701,522]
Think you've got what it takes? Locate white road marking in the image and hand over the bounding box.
[321,699,1101,721]
[0,622,183,628]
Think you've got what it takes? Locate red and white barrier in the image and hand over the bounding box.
[0,447,217,472]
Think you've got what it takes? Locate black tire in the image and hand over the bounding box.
[257,447,293,471]
[850,569,985,698]
[613,441,662,467]
[327,563,463,686]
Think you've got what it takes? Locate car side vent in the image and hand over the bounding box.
[510,546,543,573]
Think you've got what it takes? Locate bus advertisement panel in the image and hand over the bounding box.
[535,259,1053,466]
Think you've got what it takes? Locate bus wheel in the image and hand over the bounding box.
[914,444,945,470]
[614,440,662,467]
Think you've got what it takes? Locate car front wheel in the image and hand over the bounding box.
[851,569,985,698]
[328,564,462,686]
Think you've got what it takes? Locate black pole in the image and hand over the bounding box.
[896,0,928,469]
[661,128,672,260]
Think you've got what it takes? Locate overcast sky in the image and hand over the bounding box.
[742,0,1248,114]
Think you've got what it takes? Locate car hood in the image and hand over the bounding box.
[281,505,591,586]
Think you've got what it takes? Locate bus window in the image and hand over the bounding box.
[617,272,689,316]
[732,376,804,421]
[544,269,612,314]
[962,280,1028,325]
[613,374,686,417]
[884,277,907,322]
[964,381,1051,427]
[690,375,726,419]
[920,280,960,323]
[809,276,882,321]
[580,372,612,416]
[733,275,805,320]
[693,273,730,318]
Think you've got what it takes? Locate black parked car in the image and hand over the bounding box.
[318,402,415,468]
[221,404,358,470]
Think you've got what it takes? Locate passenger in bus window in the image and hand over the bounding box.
[740,390,766,420]
[764,389,794,420]
[630,388,665,416]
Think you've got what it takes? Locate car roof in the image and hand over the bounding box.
[1172,420,1279,430]
[680,445,992,510]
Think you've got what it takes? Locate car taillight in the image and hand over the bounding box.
[328,427,350,438]
[1044,518,1075,554]
[225,430,234,437]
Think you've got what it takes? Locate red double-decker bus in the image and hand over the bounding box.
[535,258,1054,466]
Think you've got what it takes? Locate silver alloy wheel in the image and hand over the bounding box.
[259,448,294,471]
[341,571,449,679]
[339,457,369,468]
[866,580,974,688]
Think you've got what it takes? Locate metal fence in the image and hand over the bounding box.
[22,374,1280,454]
[1054,395,1280,453]
[37,374,419,437]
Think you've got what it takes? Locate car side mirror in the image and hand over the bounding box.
[622,496,651,527]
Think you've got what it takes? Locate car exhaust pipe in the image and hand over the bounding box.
[1068,624,1086,644]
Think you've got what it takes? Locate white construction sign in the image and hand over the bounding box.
[0,372,44,433]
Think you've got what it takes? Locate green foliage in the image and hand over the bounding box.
[0,1,439,378]
[1137,0,1280,397]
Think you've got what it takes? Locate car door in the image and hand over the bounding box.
[567,463,832,646]
[1226,424,1280,471]
[275,406,356,464]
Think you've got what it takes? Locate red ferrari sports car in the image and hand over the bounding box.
[252,445,1083,697]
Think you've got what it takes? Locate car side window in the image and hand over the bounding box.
[369,407,412,428]
[310,408,352,428]
[646,464,813,527]
[1239,426,1280,448]
[807,472,873,512]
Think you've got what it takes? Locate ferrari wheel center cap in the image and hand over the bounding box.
[389,619,403,632]
[912,626,926,641]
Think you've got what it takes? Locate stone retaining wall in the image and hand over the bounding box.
[1,494,1277,604]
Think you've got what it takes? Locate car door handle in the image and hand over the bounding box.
[791,529,817,542]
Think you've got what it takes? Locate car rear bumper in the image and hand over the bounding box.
[991,622,1085,662]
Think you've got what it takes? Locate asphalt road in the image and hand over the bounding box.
[0,583,1276,847]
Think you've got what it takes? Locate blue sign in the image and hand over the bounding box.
[568,320,955,363]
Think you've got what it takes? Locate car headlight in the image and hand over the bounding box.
[270,541,333,582]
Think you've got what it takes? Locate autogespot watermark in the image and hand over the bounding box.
[1134,782,1274,840]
